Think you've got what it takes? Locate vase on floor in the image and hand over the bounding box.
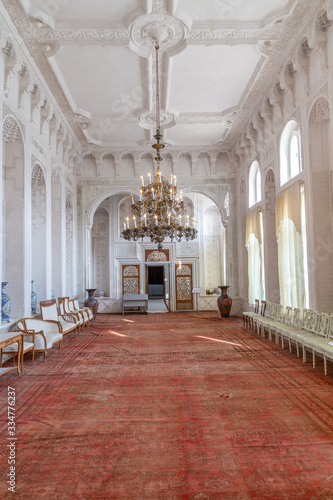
[1,282,11,322]
[31,280,37,315]
[217,285,232,318]
[84,288,98,319]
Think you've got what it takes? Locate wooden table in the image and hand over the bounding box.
[0,333,23,377]
[122,294,148,315]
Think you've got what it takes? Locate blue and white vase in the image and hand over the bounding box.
[31,280,37,315]
[1,282,11,322]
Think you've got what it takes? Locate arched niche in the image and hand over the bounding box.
[91,206,110,296]
[178,153,192,177]
[140,153,154,178]
[264,169,279,302]
[66,192,74,297]
[239,178,248,298]
[119,195,134,236]
[309,97,332,311]
[185,192,226,292]
[31,163,47,312]
[216,152,231,177]
[2,116,25,319]
[80,153,97,178]
[120,153,135,177]
[51,165,63,298]
[198,153,211,176]
[100,153,116,178]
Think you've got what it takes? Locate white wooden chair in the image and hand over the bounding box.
[58,297,85,331]
[40,299,79,337]
[16,318,63,362]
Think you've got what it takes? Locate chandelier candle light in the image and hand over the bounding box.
[121,42,198,252]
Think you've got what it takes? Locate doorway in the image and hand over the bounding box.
[147,266,164,299]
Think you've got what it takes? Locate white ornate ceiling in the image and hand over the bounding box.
[7,0,308,151]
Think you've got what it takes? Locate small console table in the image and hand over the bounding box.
[0,332,23,377]
[122,294,148,315]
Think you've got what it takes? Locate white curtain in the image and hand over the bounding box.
[246,207,264,305]
[276,182,305,310]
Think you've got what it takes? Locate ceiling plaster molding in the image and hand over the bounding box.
[219,0,319,148]
[260,0,298,28]
[187,27,279,44]
[0,1,84,148]
[33,25,280,45]
[128,9,191,58]
[32,26,130,43]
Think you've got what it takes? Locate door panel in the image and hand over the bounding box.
[175,263,193,310]
[122,265,140,295]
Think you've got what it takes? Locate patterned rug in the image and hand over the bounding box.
[0,312,333,499]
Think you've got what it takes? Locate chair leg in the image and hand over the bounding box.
[302,346,306,363]
[289,339,292,353]
[296,342,299,357]
[268,328,272,342]
[324,356,327,375]
[312,350,315,369]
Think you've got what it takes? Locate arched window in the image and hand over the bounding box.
[249,161,261,207]
[280,120,302,186]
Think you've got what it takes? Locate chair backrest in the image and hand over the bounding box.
[275,304,283,323]
[254,299,260,314]
[68,299,76,312]
[260,300,266,316]
[74,298,80,310]
[270,303,277,320]
[327,314,333,340]
[40,299,58,321]
[283,306,293,326]
[317,313,329,338]
[292,308,301,328]
[265,302,272,319]
[309,310,320,334]
[58,297,71,314]
[302,309,312,331]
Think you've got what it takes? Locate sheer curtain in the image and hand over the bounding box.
[246,207,264,305]
[276,182,305,309]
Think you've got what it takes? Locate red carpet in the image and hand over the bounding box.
[1,312,333,499]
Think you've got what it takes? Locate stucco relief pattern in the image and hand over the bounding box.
[176,241,199,257]
[115,243,137,258]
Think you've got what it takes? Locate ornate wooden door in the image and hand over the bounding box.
[175,263,193,310]
[122,265,140,295]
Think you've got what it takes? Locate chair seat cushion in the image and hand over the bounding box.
[3,342,34,352]
[59,318,77,333]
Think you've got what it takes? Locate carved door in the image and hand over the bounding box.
[122,265,140,295]
[175,263,193,310]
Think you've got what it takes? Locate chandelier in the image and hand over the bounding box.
[121,42,198,252]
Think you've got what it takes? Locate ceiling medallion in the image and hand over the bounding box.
[138,110,176,130]
[129,12,189,57]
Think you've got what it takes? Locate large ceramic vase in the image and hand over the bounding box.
[1,282,11,322]
[217,285,232,318]
[31,280,37,315]
[84,288,98,319]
